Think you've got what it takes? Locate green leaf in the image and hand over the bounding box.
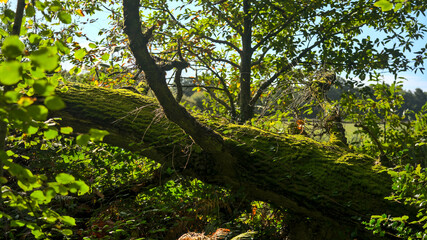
[0,177,7,184]
[1,35,25,59]
[89,128,109,141]
[58,229,73,236]
[101,53,110,61]
[42,210,59,223]
[60,216,76,226]
[25,125,39,135]
[69,180,89,195]
[4,90,21,103]
[374,0,393,11]
[26,4,36,17]
[35,1,46,11]
[29,33,42,44]
[58,11,72,24]
[394,3,403,12]
[88,43,97,49]
[44,129,58,140]
[33,80,55,96]
[30,190,47,204]
[44,96,66,110]
[30,47,59,71]
[60,127,73,134]
[76,134,90,145]
[31,228,45,239]
[27,105,48,121]
[74,48,87,61]
[11,220,26,227]
[56,173,75,184]
[0,61,22,85]
[49,1,62,12]
[55,40,70,54]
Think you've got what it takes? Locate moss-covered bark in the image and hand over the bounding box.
[52,84,412,239]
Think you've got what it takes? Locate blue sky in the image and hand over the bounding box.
[372,14,427,91]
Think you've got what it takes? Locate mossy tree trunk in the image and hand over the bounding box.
[53,84,412,239]
[51,1,414,238]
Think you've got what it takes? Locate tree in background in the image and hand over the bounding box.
[134,0,426,123]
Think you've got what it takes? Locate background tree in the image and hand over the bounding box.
[136,0,427,123]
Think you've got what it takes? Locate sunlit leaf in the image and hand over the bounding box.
[374,0,393,11]
[28,33,41,44]
[58,11,72,24]
[74,48,87,61]
[31,228,44,239]
[76,9,85,17]
[49,2,62,12]
[55,40,70,54]
[25,125,39,135]
[56,173,75,184]
[11,220,26,227]
[44,128,58,140]
[101,53,110,61]
[60,216,76,226]
[89,128,109,141]
[69,180,89,195]
[0,61,22,85]
[59,229,73,236]
[60,127,73,134]
[17,96,36,106]
[30,190,47,204]
[30,47,59,71]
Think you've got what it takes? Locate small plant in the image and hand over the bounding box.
[364,165,427,239]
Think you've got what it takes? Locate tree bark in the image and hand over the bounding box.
[53,84,413,239]
[238,0,254,123]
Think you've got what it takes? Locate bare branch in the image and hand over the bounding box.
[187,48,237,116]
[205,87,232,111]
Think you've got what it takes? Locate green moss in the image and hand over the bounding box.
[56,83,399,219]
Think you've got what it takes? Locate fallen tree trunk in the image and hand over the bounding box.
[52,84,412,239]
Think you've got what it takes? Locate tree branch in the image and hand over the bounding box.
[198,34,242,54]
[123,0,226,154]
[207,54,240,69]
[187,48,237,117]
[12,0,25,36]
